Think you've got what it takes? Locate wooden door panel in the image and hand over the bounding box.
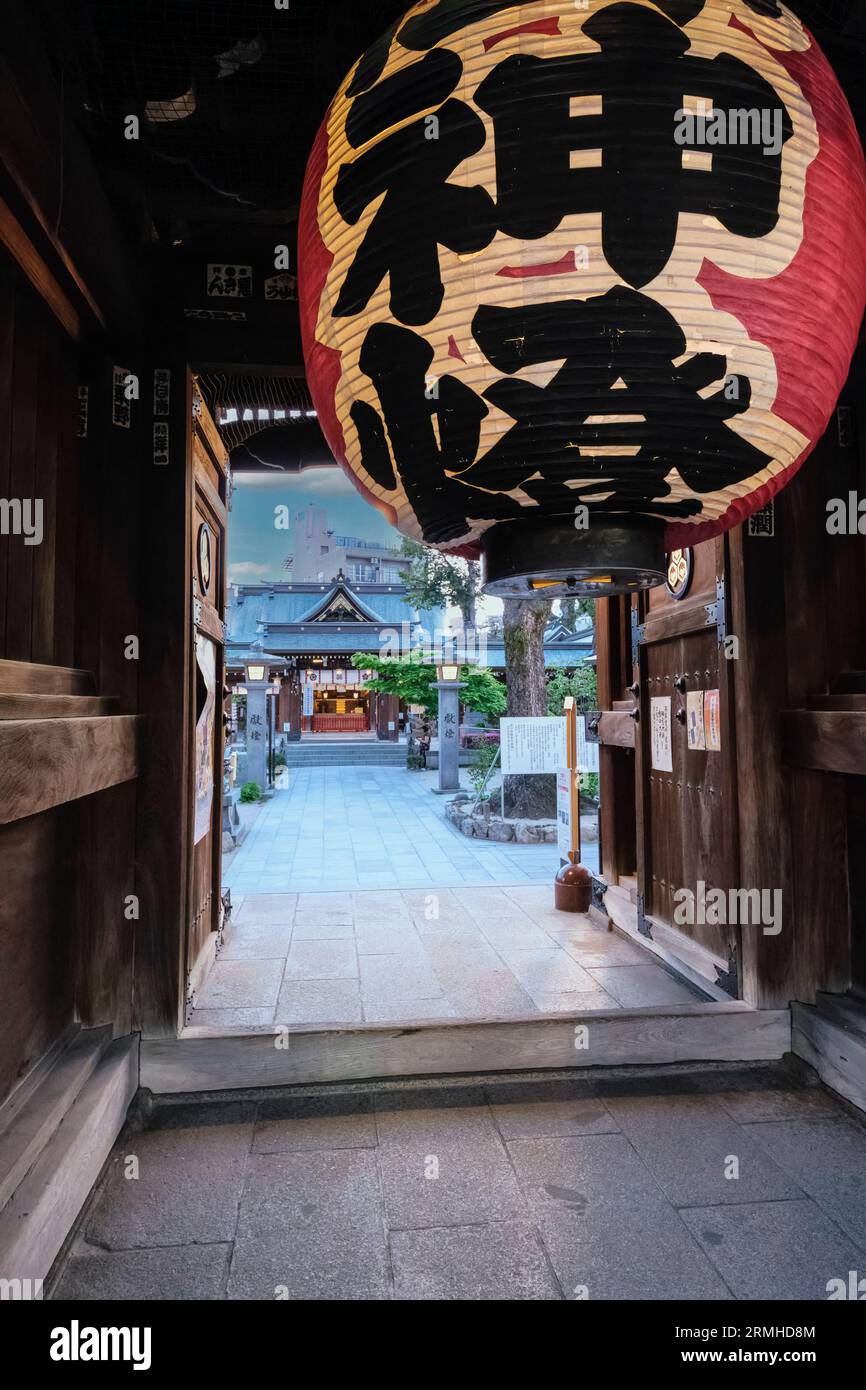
[187,382,228,991]
[645,627,732,962]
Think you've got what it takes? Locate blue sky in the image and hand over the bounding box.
[228,467,403,584]
[227,464,506,623]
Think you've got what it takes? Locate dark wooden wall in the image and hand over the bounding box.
[0,261,78,665]
[0,252,147,1104]
[0,261,78,1101]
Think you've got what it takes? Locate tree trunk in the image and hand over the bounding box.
[462,561,479,631]
[502,597,554,818]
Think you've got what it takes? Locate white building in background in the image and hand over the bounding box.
[284,503,410,585]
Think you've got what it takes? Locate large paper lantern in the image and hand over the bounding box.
[300,0,866,597]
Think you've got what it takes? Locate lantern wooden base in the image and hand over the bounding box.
[554,861,593,914]
[482,518,667,598]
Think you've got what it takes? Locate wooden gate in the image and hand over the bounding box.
[596,536,740,997]
[186,380,229,1008]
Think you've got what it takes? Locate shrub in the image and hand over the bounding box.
[468,737,499,801]
[580,772,600,803]
[240,781,262,803]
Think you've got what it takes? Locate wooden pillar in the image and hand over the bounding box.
[134,360,192,1037]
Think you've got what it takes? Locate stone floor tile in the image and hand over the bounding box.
[486,1081,620,1140]
[679,1199,865,1300]
[375,1089,524,1230]
[508,1133,731,1301]
[284,938,358,981]
[53,1244,231,1301]
[290,910,355,940]
[86,1123,253,1249]
[187,1006,276,1030]
[219,922,292,960]
[276,977,364,1025]
[363,997,457,1023]
[588,964,706,1007]
[499,947,606,998]
[253,1094,377,1153]
[195,958,286,1010]
[228,1151,389,1300]
[359,953,445,1004]
[746,1117,866,1250]
[714,1088,846,1124]
[391,1221,560,1301]
[234,893,297,923]
[604,1094,806,1207]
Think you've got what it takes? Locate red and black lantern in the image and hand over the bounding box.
[300,0,866,596]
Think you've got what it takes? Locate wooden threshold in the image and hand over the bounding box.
[141,1002,791,1094]
[0,715,142,824]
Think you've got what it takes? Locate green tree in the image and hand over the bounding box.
[351,650,506,718]
[400,538,481,628]
[546,665,597,715]
[502,596,553,818]
[559,597,595,632]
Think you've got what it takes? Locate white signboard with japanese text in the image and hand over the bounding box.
[577,716,600,773]
[650,697,673,773]
[500,717,567,775]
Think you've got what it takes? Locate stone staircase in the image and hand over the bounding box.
[283,740,408,768]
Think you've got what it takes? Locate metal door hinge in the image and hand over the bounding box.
[637,893,653,940]
[715,944,739,997]
[704,577,727,646]
[591,874,609,913]
[631,607,646,667]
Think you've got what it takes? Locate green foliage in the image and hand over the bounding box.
[273,752,287,768]
[546,665,598,715]
[467,737,499,801]
[352,650,506,718]
[559,597,595,630]
[580,772,600,802]
[400,538,480,624]
[240,781,262,803]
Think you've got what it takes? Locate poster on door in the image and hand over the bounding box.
[687,690,706,750]
[704,690,722,752]
[650,697,673,773]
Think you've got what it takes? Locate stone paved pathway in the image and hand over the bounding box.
[52,1069,866,1301]
[189,885,703,1031]
[222,766,599,896]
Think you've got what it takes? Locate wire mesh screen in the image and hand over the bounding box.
[72,0,410,217]
[197,372,315,451]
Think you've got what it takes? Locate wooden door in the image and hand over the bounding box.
[186,380,229,1005]
[634,537,740,993]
